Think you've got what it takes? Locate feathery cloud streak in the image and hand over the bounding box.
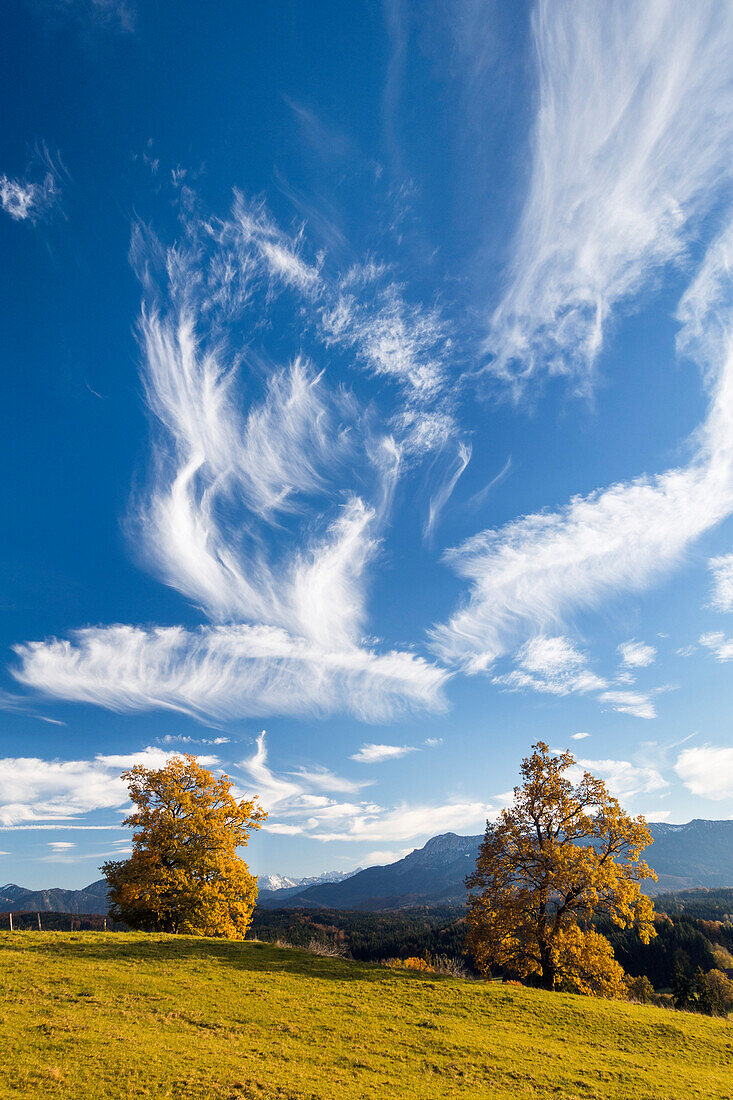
[1,145,65,224]
[708,554,733,612]
[13,193,451,721]
[433,215,733,673]
[618,641,657,669]
[14,625,446,722]
[237,733,491,844]
[486,0,733,390]
[349,743,416,764]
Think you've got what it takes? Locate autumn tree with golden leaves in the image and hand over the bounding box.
[103,755,266,938]
[466,742,656,997]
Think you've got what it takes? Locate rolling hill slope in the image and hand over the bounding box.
[2,932,731,1099]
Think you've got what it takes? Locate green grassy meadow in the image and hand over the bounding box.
[1,932,731,1099]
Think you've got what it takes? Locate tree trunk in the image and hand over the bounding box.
[539,944,556,990]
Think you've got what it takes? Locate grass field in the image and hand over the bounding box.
[1,932,731,1099]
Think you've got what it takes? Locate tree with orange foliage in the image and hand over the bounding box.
[103,755,266,938]
[466,742,656,997]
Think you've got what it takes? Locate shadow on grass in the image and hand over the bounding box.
[1,933,401,984]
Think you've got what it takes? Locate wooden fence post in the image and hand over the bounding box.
[8,912,13,932]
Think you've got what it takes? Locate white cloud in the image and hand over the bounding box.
[675,745,733,800]
[1,178,39,221]
[321,265,459,456]
[618,640,657,668]
[0,824,124,832]
[310,801,491,844]
[1,148,63,225]
[236,732,489,844]
[699,631,733,662]
[49,841,75,851]
[485,0,733,390]
[14,624,447,723]
[289,766,372,794]
[349,743,417,764]
[573,757,668,800]
[708,553,733,612]
[0,746,210,828]
[433,215,733,673]
[12,192,453,724]
[424,443,472,540]
[493,635,607,697]
[159,734,230,746]
[361,848,413,866]
[230,191,320,294]
[598,690,657,721]
[571,732,590,741]
[237,732,302,810]
[490,636,662,718]
[135,310,374,646]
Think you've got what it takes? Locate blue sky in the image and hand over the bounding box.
[2,0,733,889]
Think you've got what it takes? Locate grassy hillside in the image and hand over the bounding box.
[0,933,731,1099]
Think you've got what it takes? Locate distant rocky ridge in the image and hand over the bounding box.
[258,819,733,910]
[0,879,110,915]
[0,869,362,915]
[257,868,361,902]
[2,820,731,915]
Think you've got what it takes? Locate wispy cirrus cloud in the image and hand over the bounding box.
[698,631,733,663]
[349,742,417,764]
[1,145,65,224]
[490,635,659,719]
[492,635,606,697]
[321,262,460,456]
[14,625,447,723]
[708,553,733,612]
[485,0,733,391]
[237,732,490,844]
[597,690,658,722]
[12,189,453,723]
[618,640,657,669]
[432,213,733,681]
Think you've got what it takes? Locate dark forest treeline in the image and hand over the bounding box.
[250,906,466,962]
[250,904,733,996]
[652,888,733,920]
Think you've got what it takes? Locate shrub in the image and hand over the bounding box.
[430,954,471,979]
[385,956,435,972]
[306,937,348,958]
[699,969,733,1017]
[626,974,656,1004]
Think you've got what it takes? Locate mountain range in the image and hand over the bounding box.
[258,819,733,910]
[256,869,360,901]
[0,878,110,915]
[2,820,731,915]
